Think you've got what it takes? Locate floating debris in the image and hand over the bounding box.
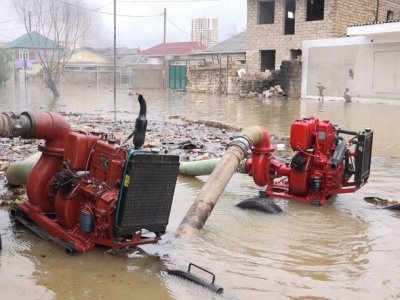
[364,197,400,210]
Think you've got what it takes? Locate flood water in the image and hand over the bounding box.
[1,81,400,299]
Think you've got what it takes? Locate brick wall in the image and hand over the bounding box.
[186,66,228,93]
[246,0,400,72]
[187,62,301,98]
[278,60,302,98]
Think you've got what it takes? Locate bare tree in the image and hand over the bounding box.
[16,0,90,97]
[0,49,12,85]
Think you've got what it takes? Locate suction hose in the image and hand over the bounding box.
[179,159,221,176]
[6,152,41,186]
[176,126,272,238]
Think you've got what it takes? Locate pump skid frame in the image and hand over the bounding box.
[3,96,179,253]
[245,117,373,205]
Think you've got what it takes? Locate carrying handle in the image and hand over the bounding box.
[188,263,216,284]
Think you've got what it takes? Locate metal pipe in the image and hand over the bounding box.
[0,112,32,138]
[331,139,347,169]
[113,0,117,122]
[138,94,147,116]
[176,126,272,238]
[249,127,274,187]
[0,112,71,212]
[133,95,148,149]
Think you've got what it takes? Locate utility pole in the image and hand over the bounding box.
[375,0,380,23]
[28,11,31,32]
[113,0,117,122]
[163,7,166,89]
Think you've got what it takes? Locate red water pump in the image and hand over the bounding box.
[3,96,179,253]
[244,116,373,205]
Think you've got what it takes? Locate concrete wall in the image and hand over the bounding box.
[62,64,165,89]
[246,0,400,73]
[62,71,115,86]
[302,36,400,101]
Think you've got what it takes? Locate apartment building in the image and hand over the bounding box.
[247,0,400,72]
[191,17,219,47]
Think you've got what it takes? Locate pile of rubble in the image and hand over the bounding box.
[237,71,287,99]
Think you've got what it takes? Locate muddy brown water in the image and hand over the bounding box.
[0,82,400,299]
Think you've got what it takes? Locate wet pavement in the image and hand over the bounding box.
[0,81,400,299]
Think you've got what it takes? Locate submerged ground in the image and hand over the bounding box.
[0,82,400,299]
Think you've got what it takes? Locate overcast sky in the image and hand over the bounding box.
[0,0,247,49]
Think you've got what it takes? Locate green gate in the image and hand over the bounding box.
[169,64,187,89]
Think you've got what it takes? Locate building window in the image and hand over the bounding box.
[19,49,29,60]
[285,0,296,35]
[306,0,324,21]
[290,49,302,61]
[387,10,394,21]
[259,1,275,24]
[260,50,276,71]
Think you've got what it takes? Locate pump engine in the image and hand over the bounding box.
[3,95,179,253]
[244,117,373,205]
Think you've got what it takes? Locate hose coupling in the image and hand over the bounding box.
[228,136,251,153]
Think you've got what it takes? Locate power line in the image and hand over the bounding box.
[166,17,190,36]
[0,33,16,40]
[54,0,163,18]
[0,17,21,25]
[0,0,161,32]
[167,17,215,45]
[0,1,113,31]
[0,24,26,31]
[119,0,218,2]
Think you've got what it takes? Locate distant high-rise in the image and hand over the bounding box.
[191,17,218,48]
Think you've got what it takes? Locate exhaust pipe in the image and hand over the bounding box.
[133,95,147,149]
[331,138,347,169]
[176,126,274,238]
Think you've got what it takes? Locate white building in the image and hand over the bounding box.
[191,17,218,47]
[301,21,400,102]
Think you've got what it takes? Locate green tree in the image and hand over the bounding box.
[0,49,12,85]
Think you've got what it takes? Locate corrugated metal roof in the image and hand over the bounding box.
[6,31,59,49]
[118,54,146,64]
[198,31,246,54]
[140,42,207,56]
[348,19,400,27]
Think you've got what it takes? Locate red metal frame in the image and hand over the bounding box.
[17,113,161,253]
[245,117,365,205]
